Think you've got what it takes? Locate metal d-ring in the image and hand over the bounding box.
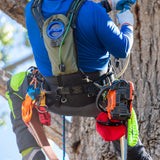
[61,96,67,103]
[36,105,48,113]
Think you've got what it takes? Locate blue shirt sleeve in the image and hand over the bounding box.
[94,5,133,58]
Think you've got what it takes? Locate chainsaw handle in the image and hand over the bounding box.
[96,85,111,112]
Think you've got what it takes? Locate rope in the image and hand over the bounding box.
[22,94,34,122]
[63,115,65,160]
[116,53,131,78]
[128,108,139,146]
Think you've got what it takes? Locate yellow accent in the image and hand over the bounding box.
[5,91,16,119]
[40,90,46,106]
[10,72,26,91]
[21,147,35,157]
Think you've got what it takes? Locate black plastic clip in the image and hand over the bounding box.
[59,64,65,72]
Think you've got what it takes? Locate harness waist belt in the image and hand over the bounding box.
[57,83,91,95]
[45,70,108,87]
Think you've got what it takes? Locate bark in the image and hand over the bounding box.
[122,1,160,159]
[0,0,27,27]
[0,69,11,99]
[0,0,160,160]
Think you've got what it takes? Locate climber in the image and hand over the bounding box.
[6,0,152,160]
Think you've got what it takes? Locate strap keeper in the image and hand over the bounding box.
[69,9,77,14]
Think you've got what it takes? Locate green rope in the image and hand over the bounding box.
[59,0,80,64]
[128,108,139,147]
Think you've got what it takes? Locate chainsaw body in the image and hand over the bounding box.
[96,80,134,122]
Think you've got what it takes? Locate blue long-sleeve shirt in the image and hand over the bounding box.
[25,0,133,77]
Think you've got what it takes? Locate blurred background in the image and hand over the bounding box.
[0,11,69,160]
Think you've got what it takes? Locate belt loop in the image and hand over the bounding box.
[69,86,73,94]
[57,76,63,86]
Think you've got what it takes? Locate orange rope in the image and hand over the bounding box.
[22,94,35,122]
[30,77,37,88]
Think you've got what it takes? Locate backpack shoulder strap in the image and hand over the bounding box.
[31,0,45,34]
[31,0,86,33]
[67,0,87,29]
[66,0,86,67]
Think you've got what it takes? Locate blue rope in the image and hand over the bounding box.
[63,115,65,160]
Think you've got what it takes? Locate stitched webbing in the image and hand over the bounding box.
[31,0,45,34]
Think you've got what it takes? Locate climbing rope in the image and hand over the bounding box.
[116,53,131,78]
[63,115,66,160]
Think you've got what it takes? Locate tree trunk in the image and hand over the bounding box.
[122,1,160,159]
[0,0,160,160]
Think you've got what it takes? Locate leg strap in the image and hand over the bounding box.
[27,108,58,160]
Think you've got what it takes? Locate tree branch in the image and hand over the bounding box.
[0,0,27,27]
[0,69,11,99]
[3,54,34,71]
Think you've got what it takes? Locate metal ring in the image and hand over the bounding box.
[36,105,48,113]
[61,97,67,103]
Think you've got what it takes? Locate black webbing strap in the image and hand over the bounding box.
[57,83,92,95]
[31,0,45,34]
[66,0,87,29]
[66,0,78,17]
[96,120,123,126]
[101,0,112,13]
[31,0,86,32]
[66,0,87,68]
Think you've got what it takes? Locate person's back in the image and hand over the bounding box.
[25,0,133,76]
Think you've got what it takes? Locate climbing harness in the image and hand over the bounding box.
[22,65,135,160]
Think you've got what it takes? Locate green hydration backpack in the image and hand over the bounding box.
[31,0,86,76]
